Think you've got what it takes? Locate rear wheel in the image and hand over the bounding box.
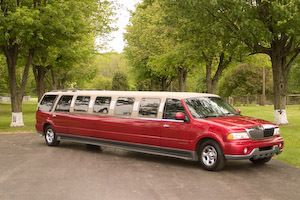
[44,125,60,146]
[250,157,272,164]
[198,139,225,171]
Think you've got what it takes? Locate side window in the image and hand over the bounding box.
[163,98,185,120]
[139,98,160,118]
[39,95,57,112]
[93,97,111,114]
[55,95,73,112]
[114,97,135,116]
[74,96,90,112]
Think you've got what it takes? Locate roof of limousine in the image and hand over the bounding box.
[44,90,219,99]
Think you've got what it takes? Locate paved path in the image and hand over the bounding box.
[0,133,299,200]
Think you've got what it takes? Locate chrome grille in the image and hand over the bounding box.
[247,126,274,140]
[264,128,274,137]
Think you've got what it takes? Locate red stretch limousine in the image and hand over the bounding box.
[36,90,284,171]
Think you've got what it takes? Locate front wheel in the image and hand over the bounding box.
[250,157,272,165]
[198,139,225,171]
[44,125,60,146]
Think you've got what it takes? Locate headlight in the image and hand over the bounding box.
[274,127,280,136]
[227,132,249,140]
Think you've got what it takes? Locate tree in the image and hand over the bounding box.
[160,0,246,94]
[32,0,114,100]
[111,71,129,91]
[125,1,199,92]
[0,0,114,126]
[192,0,300,124]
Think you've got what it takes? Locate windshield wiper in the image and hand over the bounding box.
[203,114,220,118]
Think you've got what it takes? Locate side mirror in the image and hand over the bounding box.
[175,112,186,121]
[235,108,241,115]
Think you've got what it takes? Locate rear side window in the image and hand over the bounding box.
[93,97,111,114]
[163,98,185,120]
[114,97,135,116]
[139,98,160,118]
[39,95,57,112]
[74,96,90,112]
[55,95,73,112]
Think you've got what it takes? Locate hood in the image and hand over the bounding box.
[200,115,275,131]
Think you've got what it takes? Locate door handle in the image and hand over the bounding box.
[163,124,170,128]
[52,114,56,117]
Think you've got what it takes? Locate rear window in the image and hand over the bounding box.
[39,95,57,112]
[93,97,111,114]
[74,96,90,112]
[139,98,160,118]
[114,97,135,116]
[55,95,73,112]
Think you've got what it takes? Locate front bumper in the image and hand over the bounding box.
[225,146,282,160]
[224,136,284,160]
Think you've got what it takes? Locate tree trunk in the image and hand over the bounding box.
[205,60,213,93]
[50,69,58,90]
[178,68,187,92]
[3,46,34,127]
[205,53,230,94]
[161,77,167,91]
[270,52,288,124]
[33,65,48,101]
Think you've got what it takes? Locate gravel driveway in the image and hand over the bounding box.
[0,133,299,200]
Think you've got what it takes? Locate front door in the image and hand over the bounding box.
[160,98,192,150]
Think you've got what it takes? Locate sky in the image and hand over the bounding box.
[105,0,141,53]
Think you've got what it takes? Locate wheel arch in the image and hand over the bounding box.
[194,134,225,153]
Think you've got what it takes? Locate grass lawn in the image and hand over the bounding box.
[0,102,37,133]
[0,102,299,167]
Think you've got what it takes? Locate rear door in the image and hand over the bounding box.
[160,98,193,150]
[52,95,74,134]
[67,95,93,137]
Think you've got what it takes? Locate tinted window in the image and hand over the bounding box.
[163,98,185,120]
[114,97,135,116]
[139,98,160,118]
[93,97,111,114]
[55,95,73,112]
[74,96,90,112]
[39,95,57,112]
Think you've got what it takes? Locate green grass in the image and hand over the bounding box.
[0,102,299,167]
[0,102,37,133]
[240,105,300,168]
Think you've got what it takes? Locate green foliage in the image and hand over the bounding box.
[111,71,129,91]
[218,63,272,97]
[0,55,8,95]
[288,61,300,93]
[84,53,134,90]
[219,54,273,97]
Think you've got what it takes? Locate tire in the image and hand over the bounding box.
[198,139,225,171]
[44,125,60,146]
[250,157,272,165]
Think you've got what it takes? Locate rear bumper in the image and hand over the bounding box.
[224,136,284,160]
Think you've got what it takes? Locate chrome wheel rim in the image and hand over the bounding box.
[46,128,55,143]
[202,145,217,167]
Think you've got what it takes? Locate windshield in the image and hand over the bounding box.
[185,97,238,118]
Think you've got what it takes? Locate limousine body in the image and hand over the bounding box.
[36,90,284,171]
